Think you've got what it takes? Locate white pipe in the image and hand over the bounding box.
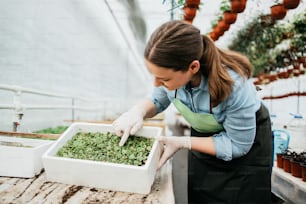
[0,104,105,112]
[0,104,15,109]
[0,84,118,102]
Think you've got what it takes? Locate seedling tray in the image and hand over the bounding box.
[42,122,162,194]
[0,135,54,178]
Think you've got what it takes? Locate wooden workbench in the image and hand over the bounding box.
[0,162,174,204]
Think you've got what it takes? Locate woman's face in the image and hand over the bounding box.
[145,60,199,90]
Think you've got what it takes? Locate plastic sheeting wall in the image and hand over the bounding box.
[0,0,153,131]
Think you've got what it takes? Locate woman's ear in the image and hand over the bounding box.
[188,60,200,74]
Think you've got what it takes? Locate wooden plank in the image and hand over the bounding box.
[0,131,60,140]
[0,162,174,204]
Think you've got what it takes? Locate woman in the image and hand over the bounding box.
[113,20,272,204]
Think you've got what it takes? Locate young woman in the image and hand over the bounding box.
[113,20,272,203]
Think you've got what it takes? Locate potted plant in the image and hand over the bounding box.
[282,149,294,173]
[217,19,230,32]
[209,31,219,41]
[185,0,200,7]
[300,152,306,181]
[301,161,306,181]
[283,0,300,10]
[183,5,198,23]
[221,0,237,24]
[230,0,247,13]
[290,152,303,178]
[179,0,201,23]
[271,3,287,20]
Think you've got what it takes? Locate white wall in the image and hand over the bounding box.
[0,0,152,131]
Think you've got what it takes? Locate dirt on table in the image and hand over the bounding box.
[0,163,174,204]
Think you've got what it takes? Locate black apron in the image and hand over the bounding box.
[188,104,272,204]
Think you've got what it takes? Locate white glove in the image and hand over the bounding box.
[155,136,191,169]
[112,107,145,146]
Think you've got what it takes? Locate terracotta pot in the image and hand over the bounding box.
[223,11,238,24]
[291,160,302,178]
[271,4,287,20]
[293,69,300,77]
[276,153,283,168]
[217,20,230,32]
[283,155,292,173]
[209,32,219,41]
[186,0,200,8]
[230,0,247,13]
[213,26,225,37]
[183,6,197,21]
[283,0,300,9]
[301,163,306,182]
[298,56,305,63]
[278,71,289,79]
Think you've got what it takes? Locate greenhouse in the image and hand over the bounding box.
[0,0,305,203]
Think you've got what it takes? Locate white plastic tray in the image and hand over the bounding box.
[0,136,53,178]
[42,122,162,194]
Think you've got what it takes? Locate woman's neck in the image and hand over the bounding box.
[190,74,202,88]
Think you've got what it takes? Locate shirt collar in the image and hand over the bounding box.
[183,75,208,91]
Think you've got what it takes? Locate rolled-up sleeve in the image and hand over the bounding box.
[213,77,260,161]
[150,87,171,114]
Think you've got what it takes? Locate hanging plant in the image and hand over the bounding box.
[270,4,287,20]
[230,0,247,13]
[185,0,200,8]
[213,25,225,37]
[217,20,230,32]
[183,5,198,23]
[209,31,219,41]
[283,0,300,10]
[223,11,238,24]
[221,0,238,24]
[178,0,202,23]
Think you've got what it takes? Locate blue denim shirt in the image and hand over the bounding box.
[150,70,262,161]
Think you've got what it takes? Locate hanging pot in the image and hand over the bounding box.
[209,32,219,41]
[223,11,238,24]
[185,0,200,9]
[230,0,247,13]
[213,26,225,37]
[183,6,197,22]
[217,20,230,32]
[283,0,300,9]
[270,4,287,20]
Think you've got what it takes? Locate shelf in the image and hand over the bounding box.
[271,163,306,204]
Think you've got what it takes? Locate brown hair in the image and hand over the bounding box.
[144,20,253,106]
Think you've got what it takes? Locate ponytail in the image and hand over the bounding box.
[200,35,253,106]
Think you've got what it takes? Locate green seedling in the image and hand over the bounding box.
[56,132,153,166]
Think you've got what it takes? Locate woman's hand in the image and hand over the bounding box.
[112,107,145,146]
[156,135,191,169]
